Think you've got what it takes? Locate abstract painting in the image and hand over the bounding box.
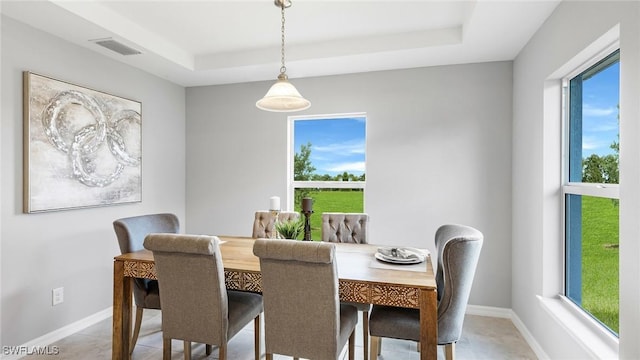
[23,72,142,213]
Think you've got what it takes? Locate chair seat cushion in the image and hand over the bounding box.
[369,305,420,342]
[227,290,264,339]
[134,279,161,309]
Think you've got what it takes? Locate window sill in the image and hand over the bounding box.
[538,295,618,359]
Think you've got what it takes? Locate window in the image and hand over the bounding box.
[563,49,619,335]
[289,113,366,240]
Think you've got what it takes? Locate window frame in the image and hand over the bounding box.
[560,43,620,336]
[287,112,366,210]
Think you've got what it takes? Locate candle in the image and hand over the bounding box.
[302,197,313,212]
[269,196,280,211]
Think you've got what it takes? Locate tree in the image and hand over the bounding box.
[294,142,315,181]
[294,142,315,206]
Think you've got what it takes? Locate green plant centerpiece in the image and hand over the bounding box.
[274,218,304,240]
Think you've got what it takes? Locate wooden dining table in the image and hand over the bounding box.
[112,236,438,360]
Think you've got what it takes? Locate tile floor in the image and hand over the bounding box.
[25,310,538,359]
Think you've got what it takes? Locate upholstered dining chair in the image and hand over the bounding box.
[113,213,180,354]
[253,239,358,360]
[144,233,263,360]
[322,212,371,359]
[368,224,483,360]
[321,212,369,244]
[252,210,300,238]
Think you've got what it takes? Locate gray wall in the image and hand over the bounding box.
[513,1,640,358]
[186,62,513,308]
[1,16,186,346]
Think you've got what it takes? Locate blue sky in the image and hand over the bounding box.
[582,61,619,157]
[293,117,366,176]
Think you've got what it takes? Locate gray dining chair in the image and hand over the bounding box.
[113,213,180,354]
[322,212,371,360]
[321,212,369,244]
[252,210,301,238]
[368,224,483,360]
[253,239,358,360]
[144,233,263,360]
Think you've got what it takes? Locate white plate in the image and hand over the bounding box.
[375,247,426,264]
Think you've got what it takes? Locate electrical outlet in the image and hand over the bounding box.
[52,287,64,306]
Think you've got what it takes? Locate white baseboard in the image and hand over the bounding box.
[466,304,512,318]
[1,307,112,360]
[466,304,549,360]
[510,308,550,360]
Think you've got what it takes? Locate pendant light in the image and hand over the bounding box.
[256,0,311,112]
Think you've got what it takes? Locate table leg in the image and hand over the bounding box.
[112,260,132,360]
[419,288,438,360]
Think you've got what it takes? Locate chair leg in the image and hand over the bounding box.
[265,354,273,360]
[219,343,227,360]
[183,340,191,360]
[369,336,380,360]
[129,306,144,354]
[254,315,261,360]
[362,311,369,360]
[348,329,355,360]
[444,343,456,360]
[205,344,212,355]
[162,337,172,360]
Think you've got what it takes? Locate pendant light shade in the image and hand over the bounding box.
[256,74,311,112]
[256,0,310,112]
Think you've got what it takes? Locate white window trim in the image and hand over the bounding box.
[563,183,619,199]
[560,40,620,345]
[541,24,621,360]
[292,180,365,190]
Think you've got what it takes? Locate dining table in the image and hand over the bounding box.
[112,236,437,360]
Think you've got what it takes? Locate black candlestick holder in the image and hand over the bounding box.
[302,210,313,241]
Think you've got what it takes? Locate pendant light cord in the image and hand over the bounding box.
[280,3,287,75]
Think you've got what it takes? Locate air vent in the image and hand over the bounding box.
[90,38,142,56]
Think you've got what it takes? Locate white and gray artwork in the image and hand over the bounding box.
[24,72,142,212]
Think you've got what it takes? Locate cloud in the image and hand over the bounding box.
[313,141,365,156]
[583,104,617,117]
[582,134,616,153]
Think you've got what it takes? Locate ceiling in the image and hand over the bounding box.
[1,0,561,87]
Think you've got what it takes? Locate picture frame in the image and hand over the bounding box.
[23,72,142,213]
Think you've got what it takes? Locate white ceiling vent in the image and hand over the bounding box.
[90,38,142,56]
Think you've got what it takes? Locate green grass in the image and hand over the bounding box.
[293,189,364,240]
[581,196,619,334]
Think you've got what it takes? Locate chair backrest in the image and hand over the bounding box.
[252,211,300,238]
[143,234,229,345]
[253,239,341,359]
[321,212,369,244]
[435,224,483,344]
[113,213,180,254]
[113,213,179,308]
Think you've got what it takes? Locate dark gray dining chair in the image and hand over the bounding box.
[253,239,358,360]
[252,211,301,238]
[322,212,371,359]
[144,233,263,360]
[113,213,180,354]
[368,224,483,360]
